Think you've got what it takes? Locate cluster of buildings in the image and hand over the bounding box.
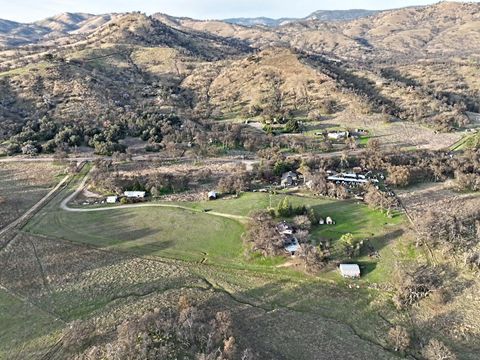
[327,171,380,186]
[106,191,146,204]
[280,169,383,191]
[314,128,369,141]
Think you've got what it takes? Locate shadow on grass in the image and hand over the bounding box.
[197,276,399,360]
[357,261,377,276]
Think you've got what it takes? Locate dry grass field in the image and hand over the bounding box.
[0,161,64,229]
[317,111,463,151]
[396,182,480,358]
[0,230,400,359]
[396,181,480,219]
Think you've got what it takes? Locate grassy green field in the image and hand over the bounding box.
[25,181,409,281]
[174,192,404,242]
[449,132,480,151]
[0,166,431,359]
[25,207,244,264]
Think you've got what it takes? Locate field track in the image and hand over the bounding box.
[0,174,70,239]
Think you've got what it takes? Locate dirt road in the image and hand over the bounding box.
[0,175,70,239]
[60,171,249,222]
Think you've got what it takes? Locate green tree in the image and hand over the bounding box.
[339,233,359,258]
[277,197,293,217]
[284,119,300,133]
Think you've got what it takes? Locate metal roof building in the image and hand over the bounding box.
[339,264,361,278]
[124,191,146,198]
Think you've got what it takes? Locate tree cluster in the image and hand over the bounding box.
[63,296,250,360]
[90,164,190,196]
[272,198,307,218]
[363,184,398,215]
[244,211,285,257]
[217,172,251,195]
[416,209,480,250]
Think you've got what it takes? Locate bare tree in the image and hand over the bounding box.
[422,339,457,360]
[392,265,441,309]
[387,325,410,352]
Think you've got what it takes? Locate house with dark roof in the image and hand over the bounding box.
[281,171,299,187]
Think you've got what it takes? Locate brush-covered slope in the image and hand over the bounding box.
[0,13,254,139]
[85,13,251,60]
[343,1,480,57]
[181,47,360,117]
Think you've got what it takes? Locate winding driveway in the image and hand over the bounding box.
[60,173,249,222]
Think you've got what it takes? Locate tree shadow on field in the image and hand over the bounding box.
[120,237,176,256]
[365,228,405,254]
[115,228,161,242]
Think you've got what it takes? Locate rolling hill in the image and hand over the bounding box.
[224,9,380,27]
[0,13,119,47]
[1,2,480,145]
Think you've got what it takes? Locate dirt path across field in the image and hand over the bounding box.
[0,175,70,240]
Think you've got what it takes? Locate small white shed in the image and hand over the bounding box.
[339,264,361,278]
[106,196,118,204]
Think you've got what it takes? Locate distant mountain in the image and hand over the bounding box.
[223,17,294,27]
[0,12,117,47]
[224,9,380,27]
[33,12,95,32]
[305,9,379,21]
[0,19,22,33]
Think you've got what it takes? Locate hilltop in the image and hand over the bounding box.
[0,13,120,47]
[223,9,380,27]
